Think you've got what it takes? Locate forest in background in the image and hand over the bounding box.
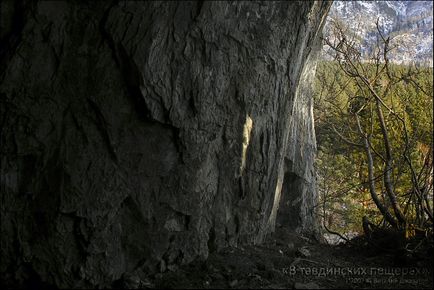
[313,0,434,247]
[314,61,433,237]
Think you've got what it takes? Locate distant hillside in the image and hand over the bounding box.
[322,1,433,66]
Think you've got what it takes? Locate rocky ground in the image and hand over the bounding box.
[129,227,434,289]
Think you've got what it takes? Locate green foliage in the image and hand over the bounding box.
[314,61,433,234]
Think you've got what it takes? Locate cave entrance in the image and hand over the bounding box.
[276,171,304,231]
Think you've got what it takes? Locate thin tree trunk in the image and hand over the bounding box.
[374,99,406,227]
[356,114,398,228]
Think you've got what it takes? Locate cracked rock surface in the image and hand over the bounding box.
[1,1,330,288]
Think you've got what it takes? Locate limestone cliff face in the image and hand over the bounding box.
[0,1,330,288]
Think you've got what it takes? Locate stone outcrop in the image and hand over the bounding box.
[0,1,330,288]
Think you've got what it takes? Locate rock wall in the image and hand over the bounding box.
[0,1,330,288]
[274,37,323,235]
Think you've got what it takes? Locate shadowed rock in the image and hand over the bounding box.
[0,1,331,288]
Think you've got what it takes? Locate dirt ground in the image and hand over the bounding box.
[144,227,433,289]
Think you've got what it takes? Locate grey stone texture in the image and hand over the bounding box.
[0,1,330,288]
